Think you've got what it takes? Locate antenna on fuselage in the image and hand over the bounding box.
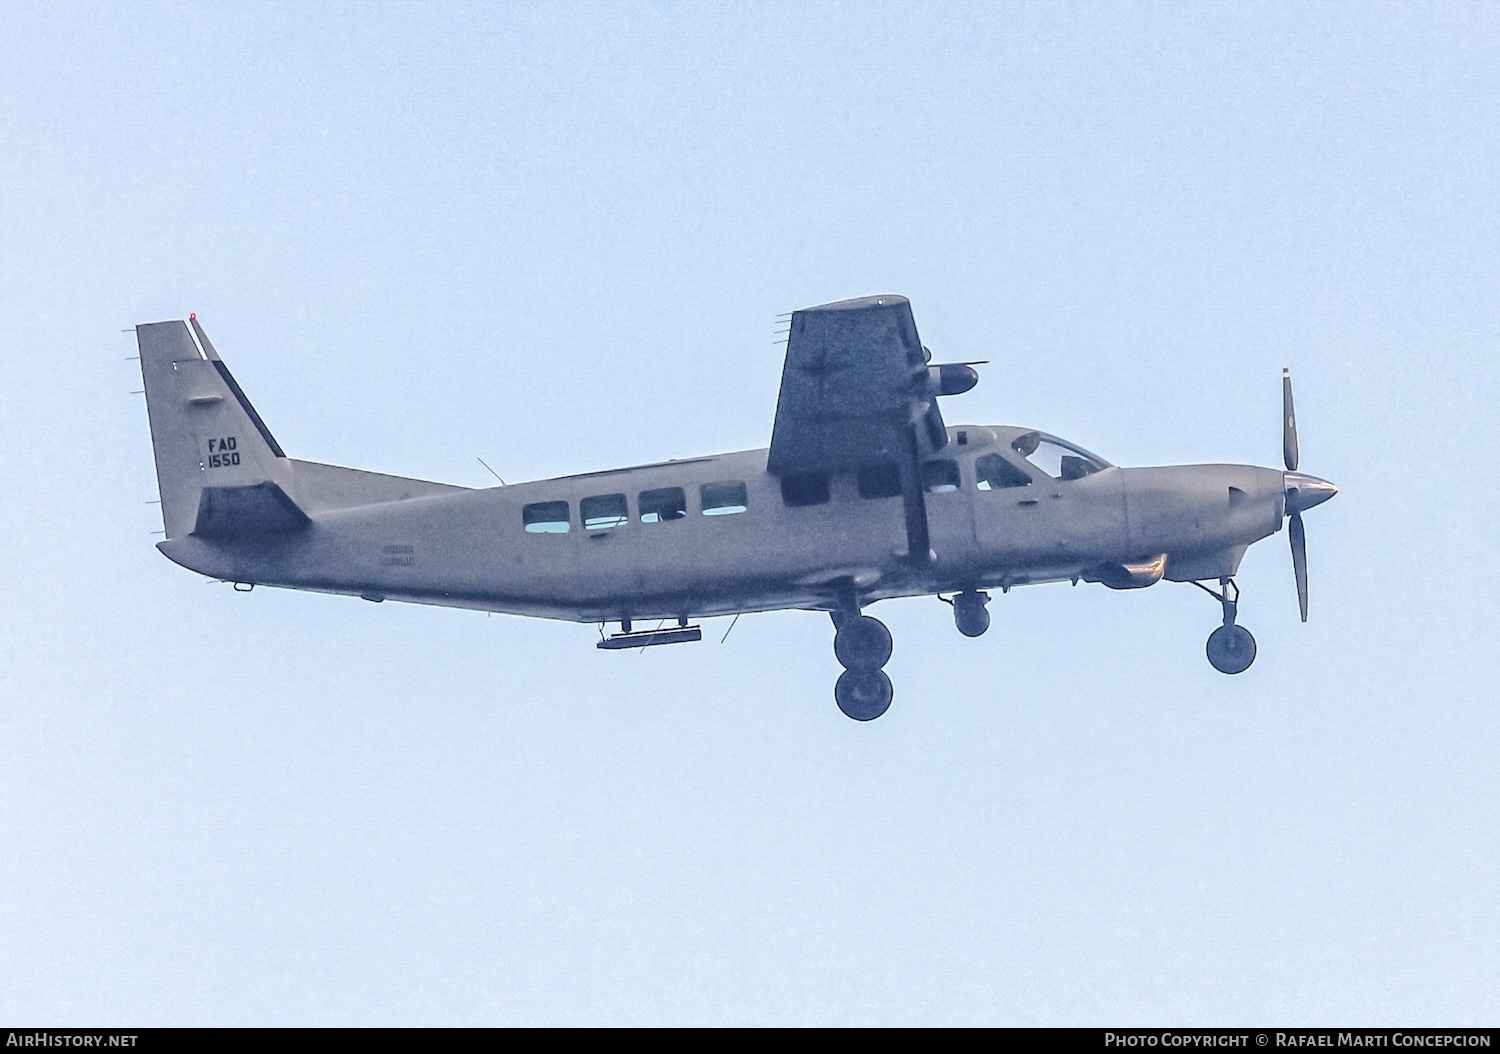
[476,457,507,485]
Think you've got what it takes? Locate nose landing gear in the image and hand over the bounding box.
[1194,578,1257,674]
[831,611,894,721]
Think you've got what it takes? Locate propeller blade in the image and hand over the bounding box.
[1282,367,1299,472]
[1289,510,1308,622]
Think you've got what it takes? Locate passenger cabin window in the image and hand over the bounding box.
[975,453,1032,490]
[780,471,831,507]
[1011,431,1109,481]
[857,463,902,499]
[581,493,628,530]
[639,487,687,523]
[522,500,571,534]
[701,481,748,516]
[923,459,960,493]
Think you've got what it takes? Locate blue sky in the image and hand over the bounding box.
[2,0,1498,1024]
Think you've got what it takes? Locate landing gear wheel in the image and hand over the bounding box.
[1206,624,1257,674]
[953,591,991,638]
[833,615,893,669]
[835,668,894,721]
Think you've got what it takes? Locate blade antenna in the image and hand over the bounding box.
[477,457,507,485]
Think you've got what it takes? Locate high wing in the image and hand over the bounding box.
[767,294,970,564]
[767,295,946,475]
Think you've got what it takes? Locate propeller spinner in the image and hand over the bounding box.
[1281,368,1337,622]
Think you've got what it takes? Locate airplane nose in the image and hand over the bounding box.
[1284,472,1338,514]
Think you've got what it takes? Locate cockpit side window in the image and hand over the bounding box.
[1059,455,1098,481]
[974,453,1032,490]
[1011,431,1109,481]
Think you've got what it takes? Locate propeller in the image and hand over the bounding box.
[1283,367,1299,472]
[1280,367,1337,622]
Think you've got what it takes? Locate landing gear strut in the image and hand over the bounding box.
[1194,578,1257,675]
[831,610,893,721]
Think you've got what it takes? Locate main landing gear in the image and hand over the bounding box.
[831,611,894,721]
[1194,578,1257,675]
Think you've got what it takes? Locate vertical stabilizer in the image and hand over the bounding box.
[136,318,293,539]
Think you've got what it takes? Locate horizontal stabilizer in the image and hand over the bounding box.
[193,482,311,537]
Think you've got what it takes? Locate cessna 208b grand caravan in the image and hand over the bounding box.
[136,295,1336,721]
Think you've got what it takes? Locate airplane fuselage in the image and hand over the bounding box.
[159,424,1287,624]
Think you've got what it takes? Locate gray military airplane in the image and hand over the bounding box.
[136,295,1336,721]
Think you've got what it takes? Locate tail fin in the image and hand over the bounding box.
[137,316,304,539]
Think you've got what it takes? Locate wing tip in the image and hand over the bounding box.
[798,293,909,314]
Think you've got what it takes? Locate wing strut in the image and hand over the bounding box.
[899,424,931,562]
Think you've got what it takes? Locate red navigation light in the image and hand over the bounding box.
[190,312,197,320]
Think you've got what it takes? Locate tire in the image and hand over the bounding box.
[833,615,893,670]
[1206,624,1257,675]
[835,668,894,721]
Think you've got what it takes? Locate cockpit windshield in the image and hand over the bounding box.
[1011,431,1111,481]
